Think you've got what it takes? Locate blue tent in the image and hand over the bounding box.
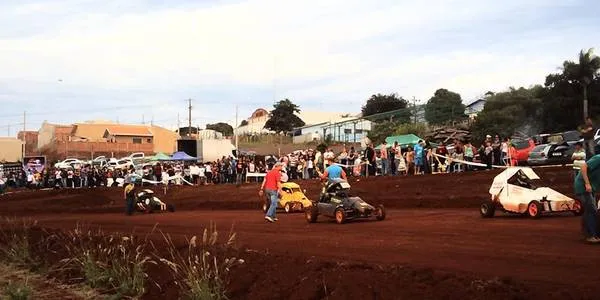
[170,151,198,161]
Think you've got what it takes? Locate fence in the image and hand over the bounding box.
[42,141,154,161]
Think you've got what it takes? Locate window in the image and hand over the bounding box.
[344,129,352,134]
[132,138,142,144]
[146,138,152,143]
[354,129,363,134]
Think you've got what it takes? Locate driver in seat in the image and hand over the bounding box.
[319,158,347,202]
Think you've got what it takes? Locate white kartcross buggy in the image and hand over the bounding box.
[480,167,582,218]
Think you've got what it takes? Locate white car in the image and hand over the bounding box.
[54,158,84,169]
[480,167,582,218]
[107,158,134,170]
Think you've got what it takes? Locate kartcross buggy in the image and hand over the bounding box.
[262,182,313,213]
[480,167,582,218]
[305,179,385,224]
[136,189,175,213]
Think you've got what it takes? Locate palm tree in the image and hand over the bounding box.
[563,48,600,120]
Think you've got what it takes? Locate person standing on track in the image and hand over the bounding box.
[123,178,137,216]
[574,153,600,243]
[259,162,283,223]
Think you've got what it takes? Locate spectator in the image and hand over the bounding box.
[572,142,586,178]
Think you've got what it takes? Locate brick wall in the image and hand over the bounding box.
[47,141,154,160]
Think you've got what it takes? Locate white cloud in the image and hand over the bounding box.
[0,0,599,131]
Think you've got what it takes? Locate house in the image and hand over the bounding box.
[103,125,154,144]
[465,99,486,119]
[292,116,372,144]
[234,108,272,135]
[17,131,39,156]
[36,121,178,159]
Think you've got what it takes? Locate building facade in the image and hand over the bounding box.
[465,99,486,119]
[0,137,24,162]
[293,117,372,144]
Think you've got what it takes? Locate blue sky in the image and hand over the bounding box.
[1,0,599,135]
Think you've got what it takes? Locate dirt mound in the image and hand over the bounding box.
[0,167,575,215]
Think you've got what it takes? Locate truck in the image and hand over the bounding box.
[177,138,236,162]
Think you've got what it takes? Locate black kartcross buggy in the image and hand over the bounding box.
[305,179,385,224]
[135,189,175,213]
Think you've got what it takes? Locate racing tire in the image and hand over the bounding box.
[284,203,292,213]
[305,206,318,223]
[375,204,386,221]
[572,199,583,216]
[262,202,268,213]
[480,201,496,218]
[335,208,346,224]
[167,204,175,212]
[527,200,543,219]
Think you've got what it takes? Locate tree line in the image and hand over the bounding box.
[209,48,599,146]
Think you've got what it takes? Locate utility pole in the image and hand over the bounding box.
[7,124,10,136]
[151,116,154,126]
[142,114,145,125]
[188,99,192,137]
[235,105,239,151]
[177,113,181,132]
[22,111,26,160]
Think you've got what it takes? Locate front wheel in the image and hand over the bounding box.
[335,208,346,224]
[480,201,496,218]
[527,200,543,218]
[375,204,386,221]
[262,202,268,213]
[305,206,318,223]
[284,202,292,213]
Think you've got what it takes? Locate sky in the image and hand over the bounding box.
[1,0,599,135]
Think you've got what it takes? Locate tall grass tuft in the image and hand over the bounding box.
[0,218,39,268]
[61,226,156,298]
[155,223,244,300]
[2,279,33,300]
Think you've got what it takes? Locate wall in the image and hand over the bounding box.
[51,141,154,159]
[149,125,178,154]
[293,133,321,144]
[17,131,39,155]
[0,138,24,162]
[111,135,153,144]
[37,122,55,150]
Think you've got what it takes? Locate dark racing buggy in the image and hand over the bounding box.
[305,179,385,224]
[136,189,175,213]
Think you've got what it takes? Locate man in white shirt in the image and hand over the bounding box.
[197,164,206,185]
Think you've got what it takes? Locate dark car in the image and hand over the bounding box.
[305,179,385,224]
[544,142,576,165]
[527,144,550,166]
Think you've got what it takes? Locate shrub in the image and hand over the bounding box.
[155,223,244,300]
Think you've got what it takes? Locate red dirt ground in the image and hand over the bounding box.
[2,166,599,299]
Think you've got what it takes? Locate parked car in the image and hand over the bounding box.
[107,158,134,170]
[527,144,551,166]
[54,158,84,169]
[511,138,536,165]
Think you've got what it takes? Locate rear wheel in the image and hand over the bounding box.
[527,200,543,218]
[305,205,318,223]
[335,208,346,224]
[480,201,496,218]
[284,202,292,213]
[375,204,386,221]
[262,202,268,213]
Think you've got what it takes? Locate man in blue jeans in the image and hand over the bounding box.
[259,162,282,223]
[574,153,600,243]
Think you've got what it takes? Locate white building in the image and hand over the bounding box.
[465,99,486,119]
[292,116,372,144]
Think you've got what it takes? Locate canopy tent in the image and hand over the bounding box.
[375,134,422,150]
[150,152,171,161]
[170,151,198,161]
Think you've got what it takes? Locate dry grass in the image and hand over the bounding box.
[155,222,244,300]
[0,218,245,299]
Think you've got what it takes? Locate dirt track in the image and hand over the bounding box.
[2,167,599,299]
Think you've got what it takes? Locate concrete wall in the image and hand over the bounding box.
[109,135,153,144]
[0,138,24,162]
[293,133,321,144]
[149,125,178,154]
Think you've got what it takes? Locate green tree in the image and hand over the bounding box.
[562,48,600,120]
[361,93,411,122]
[471,86,543,142]
[206,122,234,136]
[239,120,248,127]
[367,120,399,145]
[264,99,305,133]
[424,88,466,125]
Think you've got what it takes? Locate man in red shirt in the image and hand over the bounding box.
[259,162,283,222]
